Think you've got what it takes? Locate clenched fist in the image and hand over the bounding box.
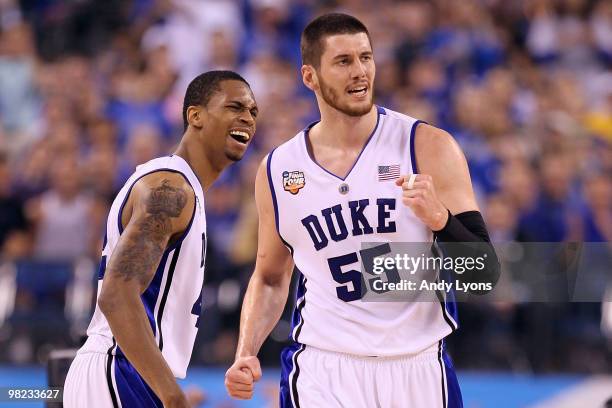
[395,174,448,231]
[225,356,262,400]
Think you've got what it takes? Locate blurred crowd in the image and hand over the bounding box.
[0,0,610,374]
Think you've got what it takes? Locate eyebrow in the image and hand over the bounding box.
[228,100,258,112]
[333,51,373,60]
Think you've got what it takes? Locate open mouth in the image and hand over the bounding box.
[229,130,250,144]
[348,86,368,97]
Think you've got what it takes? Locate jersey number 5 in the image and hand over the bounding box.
[327,243,399,302]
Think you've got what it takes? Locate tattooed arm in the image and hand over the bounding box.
[98,172,194,408]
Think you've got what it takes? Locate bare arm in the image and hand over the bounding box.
[401,123,499,292]
[415,123,479,217]
[237,157,294,356]
[98,172,194,407]
[226,156,294,400]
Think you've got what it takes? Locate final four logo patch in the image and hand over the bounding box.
[282,170,305,195]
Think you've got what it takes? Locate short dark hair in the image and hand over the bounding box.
[301,13,371,68]
[182,70,250,131]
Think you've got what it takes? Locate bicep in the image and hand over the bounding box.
[252,158,294,286]
[416,124,479,214]
[102,174,194,295]
[103,213,170,294]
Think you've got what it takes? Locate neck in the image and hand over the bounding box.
[173,130,223,192]
[313,103,378,148]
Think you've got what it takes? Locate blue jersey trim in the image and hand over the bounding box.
[166,195,196,252]
[106,339,119,408]
[432,243,460,331]
[140,250,171,336]
[291,273,307,342]
[438,341,447,408]
[114,246,182,357]
[114,354,163,407]
[266,150,294,255]
[117,168,196,243]
[443,351,464,408]
[409,120,424,174]
[303,105,383,181]
[280,342,305,408]
[156,243,182,351]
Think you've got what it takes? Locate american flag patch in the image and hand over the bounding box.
[378,164,400,181]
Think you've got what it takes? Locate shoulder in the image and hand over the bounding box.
[255,154,272,190]
[270,127,308,159]
[378,106,419,126]
[132,171,195,219]
[414,123,466,172]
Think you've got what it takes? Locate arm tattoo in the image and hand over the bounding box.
[109,179,189,287]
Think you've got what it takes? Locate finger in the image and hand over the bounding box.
[230,391,253,400]
[395,175,407,186]
[226,369,252,385]
[228,383,254,392]
[400,175,421,190]
[403,180,430,191]
[402,189,426,198]
[244,358,262,381]
[406,173,417,189]
[228,388,254,400]
[402,196,425,207]
[229,384,254,397]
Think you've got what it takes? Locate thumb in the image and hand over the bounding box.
[395,175,407,187]
[243,357,262,382]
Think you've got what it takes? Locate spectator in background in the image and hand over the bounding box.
[499,162,539,217]
[26,156,102,260]
[518,153,580,242]
[484,193,519,243]
[591,0,612,64]
[0,19,41,156]
[106,60,175,148]
[581,174,611,242]
[116,123,163,185]
[82,143,119,204]
[140,0,242,93]
[0,152,29,259]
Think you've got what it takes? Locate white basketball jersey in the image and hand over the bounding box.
[81,155,206,379]
[268,106,458,357]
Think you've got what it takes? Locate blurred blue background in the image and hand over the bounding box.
[0,0,610,407]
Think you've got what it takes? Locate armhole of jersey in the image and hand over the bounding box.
[409,120,425,174]
[117,168,197,252]
[266,149,294,255]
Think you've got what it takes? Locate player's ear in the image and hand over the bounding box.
[186,105,205,129]
[301,65,318,92]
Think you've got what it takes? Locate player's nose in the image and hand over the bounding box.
[238,110,255,127]
[351,59,367,79]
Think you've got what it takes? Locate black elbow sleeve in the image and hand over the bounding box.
[434,210,500,294]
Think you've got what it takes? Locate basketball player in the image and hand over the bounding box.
[64,71,258,408]
[225,14,499,408]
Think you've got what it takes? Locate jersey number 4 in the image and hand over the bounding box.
[190,232,206,328]
[328,243,399,302]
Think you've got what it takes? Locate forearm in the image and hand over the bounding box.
[434,210,500,292]
[100,292,181,401]
[236,274,290,358]
[434,210,491,243]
